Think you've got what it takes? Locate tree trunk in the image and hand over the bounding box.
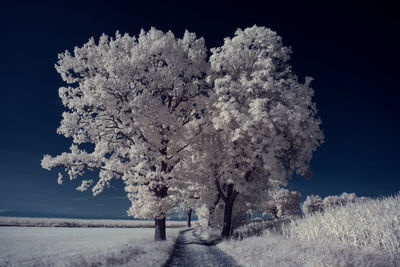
[221,198,234,238]
[220,184,238,239]
[153,160,168,241]
[221,184,233,238]
[215,179,239,239]
[187,209,192,227]
[272,206,278,219]
[154,217,166,241]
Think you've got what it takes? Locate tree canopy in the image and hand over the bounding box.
[42,25,323,240]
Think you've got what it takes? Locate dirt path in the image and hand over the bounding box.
[164,228,240,267]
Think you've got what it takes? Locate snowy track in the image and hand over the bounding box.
[165,229,239,267]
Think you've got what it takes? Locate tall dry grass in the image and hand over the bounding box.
[283,193,400,256]
[219,194,400,266]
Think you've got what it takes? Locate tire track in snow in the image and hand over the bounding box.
[164,228,240,267]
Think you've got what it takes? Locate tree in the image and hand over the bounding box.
[41,28,208,241]
[322,195,344,209]
[262,187,301,218]
[175,184,202,227]
[323,192,357,210]
[339,192,357,204]
[275,188,301,218]
[208,25,324,238]
[303,192,361,214]
[176,119,226,229]
[302,194,324,214]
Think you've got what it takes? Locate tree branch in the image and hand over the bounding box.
[232,189,239,203]
[54,162,124,177]
[214,194,221,206]
[215,178,227,203]
[166,121,207,160]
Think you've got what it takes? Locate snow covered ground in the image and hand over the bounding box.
[0,226,182,266]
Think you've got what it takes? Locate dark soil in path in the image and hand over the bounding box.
[164,228,240,267]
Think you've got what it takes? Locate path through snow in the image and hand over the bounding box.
[164,228,240,267]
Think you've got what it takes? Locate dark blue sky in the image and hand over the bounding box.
[0,0,399,219]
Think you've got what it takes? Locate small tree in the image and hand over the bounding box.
[208,25,324,238]
[275,188,301,218]
[322,195,343,209]
[323,192,357,210]
[339,192,357,204]
[175,184,202,227]
[304,192,361,214]
[261,187,301,218]
[302,194,324,214]
[42,28,208,241]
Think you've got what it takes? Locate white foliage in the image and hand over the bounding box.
[302,194,324,214]
[208,25,323,197]
[41,28,209,220]
[303,192,363,214]
[262,187,301,218]
[76,179,94,192]
[196,204,210,228]
[41,25,323,227]
[57,172,63,185]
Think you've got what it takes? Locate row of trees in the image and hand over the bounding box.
[41,26,323,240]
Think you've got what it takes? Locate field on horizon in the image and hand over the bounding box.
[0,216,187,228]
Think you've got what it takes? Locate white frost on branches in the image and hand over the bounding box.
[76,180,94,192]
[263,187,301,218]
[208,25,323,197]
[41,28,209,220]
[42,25,324,230]
[302,194,324,214]
[57,172,63,185]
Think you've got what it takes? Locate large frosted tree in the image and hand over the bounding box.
[208,25,324,238]
[41,28,208,241]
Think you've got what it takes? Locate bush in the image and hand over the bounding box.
[232,218,292,240]
[302,194,323,214]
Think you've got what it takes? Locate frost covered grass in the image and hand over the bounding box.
[284,193,400,255]
[0,226,183,266]
[219,194,400,266]
[0,216,186,228]
[232,217,291,240]
[218,233,399,267]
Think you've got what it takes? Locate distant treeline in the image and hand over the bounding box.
[0,217,187,228]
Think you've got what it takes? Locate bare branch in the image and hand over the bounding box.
[215,178,227,203]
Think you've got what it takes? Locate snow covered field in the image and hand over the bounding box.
[0,226,182,266]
